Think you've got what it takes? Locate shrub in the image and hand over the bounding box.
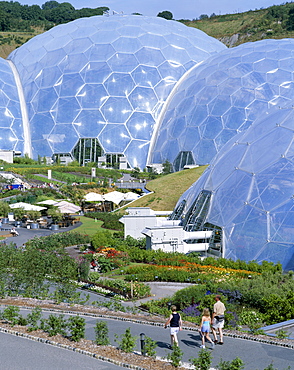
[27,306,42,332]
[166,344,183,368]
[115,327,137,353]
[190,348,212,370]
[68,315,85,342]
[144,336,157,358]
[275,329,288,339]
[40,314,67,336]
[216,357,244,370]
[94,321,110,345]
[1,306,20,326]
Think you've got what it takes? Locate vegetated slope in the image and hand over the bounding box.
[183,3,294,47]
[123,166,207,211]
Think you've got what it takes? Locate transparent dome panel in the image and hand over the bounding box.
[30,112,55,140]
[80,62,112,84]
[135,47,165,66]
[58,53,88,74]
[124,139,149,169]
[104,73,135,96]
[100,96,132,123]
[77,84,108,109]
[132,65,161,88]
[48,124,79,153]
[31,88,58,113]
[57,73,84,97]
[107,53,138,73]
[51,97,80,122]
[32,139,54,158]
[98,124,131,152]
[88,44,116,62]
[129,86,158,112]
[126,112,155,140]
[111,37,142,53]
[73,110,106,137]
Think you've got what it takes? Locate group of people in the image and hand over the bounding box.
[164,295,226,349]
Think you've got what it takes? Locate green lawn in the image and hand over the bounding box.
[119,166,207,212]
[70,216,104,236]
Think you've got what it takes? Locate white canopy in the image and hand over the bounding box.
[54,201,81,214]
[9,202,47,211]
[84,192,104,202]
[37,200,59,205]
[103,191,125,205]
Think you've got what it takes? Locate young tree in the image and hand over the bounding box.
[157,10,173,20]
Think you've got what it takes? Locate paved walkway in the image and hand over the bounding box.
[1,221,293,369]
[1,306,293,370]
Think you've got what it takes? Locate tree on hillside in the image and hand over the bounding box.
[0,9,11,31]
[42,1,60,10]
[44,2,75,23]
[157,10,173,20]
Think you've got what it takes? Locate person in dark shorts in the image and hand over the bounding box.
[164,305,182,347]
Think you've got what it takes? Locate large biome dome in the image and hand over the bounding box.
[0,58,22,152]
[150,39,294,171]
[172,105,294,270]
[8,14,225,168]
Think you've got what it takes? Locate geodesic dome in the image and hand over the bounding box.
[0,58,22,152]
[7,15,226,168]
[150,38,294,171]
[172,106,294,271]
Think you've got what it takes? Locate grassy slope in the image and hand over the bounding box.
[186,8,294,45]
[120,166,207,211]
[69,216,105,236]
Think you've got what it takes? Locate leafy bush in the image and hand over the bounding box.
[68,315,85,342]
[1,306,21,326]
[166,344,183,368]
[115,327,137,353]
[40,314,67,336]
[27,306,42,332]
[216,357,244,370]
[190,348,212,370]
[144,336,157,358]
[95,321,110,345]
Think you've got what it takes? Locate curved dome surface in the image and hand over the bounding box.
[174,106,294,270]
[150,38,294,171]
[8,15,226,168]
[0,58,22,152]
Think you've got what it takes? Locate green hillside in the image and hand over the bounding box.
[184,3,294,46]
[120,166,207,211]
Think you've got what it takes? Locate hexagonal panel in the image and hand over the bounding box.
[100,96,132,123]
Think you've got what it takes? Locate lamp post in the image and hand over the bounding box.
[140,333,146,356]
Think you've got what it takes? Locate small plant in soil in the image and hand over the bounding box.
[166,343,183,368]
[27,306,42,332]
[94,321,110,345]
[190,347,212,370]
[216,357,245,370]
[68,315,85,342]
[144,336,157,358]
[114,327,137,353]
[40,314,67,337]
[1,305,20,326]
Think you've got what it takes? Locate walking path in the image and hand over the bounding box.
[0,304,293,370]
[1,221,293,369]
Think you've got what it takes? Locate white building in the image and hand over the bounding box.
[120,207,212,254]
